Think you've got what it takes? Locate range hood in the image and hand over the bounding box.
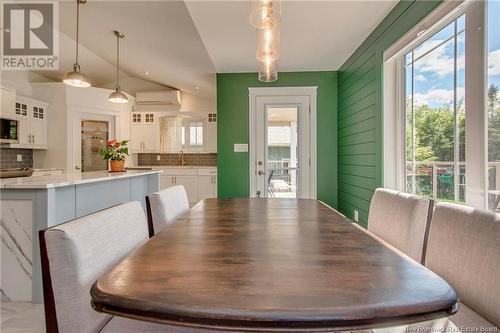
[135,90,182,105]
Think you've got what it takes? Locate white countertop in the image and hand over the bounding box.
[0,170,162,189]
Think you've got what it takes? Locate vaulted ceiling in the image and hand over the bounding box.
[9,1,398,99]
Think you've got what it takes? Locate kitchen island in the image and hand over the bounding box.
[0,170,161,303]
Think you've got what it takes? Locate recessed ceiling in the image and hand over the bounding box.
[185,0,398,72]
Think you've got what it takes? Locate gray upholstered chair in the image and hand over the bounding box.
[367,188,434,263]
[145,185,189,237]
[424,202,499,330]
[375,203,499,332]
[39,201,207,333]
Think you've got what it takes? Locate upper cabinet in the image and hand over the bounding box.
[15,96,48,149]
[1,86,16,117]
[0,88,48,150]
[130,112,159,153]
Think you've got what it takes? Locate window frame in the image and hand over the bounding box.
[383,0,488,209]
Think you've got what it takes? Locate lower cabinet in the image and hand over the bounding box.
[159,168,217,204]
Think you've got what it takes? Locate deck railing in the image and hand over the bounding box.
[407,161,500,208]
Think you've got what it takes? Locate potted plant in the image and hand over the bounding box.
[99,139,129,172]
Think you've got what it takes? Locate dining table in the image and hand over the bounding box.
[91,198,458,332]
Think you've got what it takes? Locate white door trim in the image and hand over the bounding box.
[248,86,317,199]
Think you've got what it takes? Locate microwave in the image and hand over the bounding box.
[0,118,19,143]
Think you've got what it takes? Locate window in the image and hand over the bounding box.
[385,1,496,210]
[404,15,465,203]
[189,121,203,148]
[487,0,500,210]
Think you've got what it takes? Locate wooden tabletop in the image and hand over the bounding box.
[91,198,458,332]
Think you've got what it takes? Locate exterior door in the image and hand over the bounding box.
[251,94,314,199]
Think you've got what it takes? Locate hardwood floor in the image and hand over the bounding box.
[1,301,45,333]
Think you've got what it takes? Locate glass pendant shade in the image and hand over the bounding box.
[108,88,129,104]
[256,25,280,62]
[249,0,280,29]
[258,60,278,82]
[63,64,91,87]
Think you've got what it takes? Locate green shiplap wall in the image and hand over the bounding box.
[217,72,338,208]
[337,0,442,227]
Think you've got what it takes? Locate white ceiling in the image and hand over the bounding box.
[185,0,398,72]
[18,1,398,99]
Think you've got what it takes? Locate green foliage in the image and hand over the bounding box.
[99,139,129,161]
[406,97,465,162]
[488,84,500,162]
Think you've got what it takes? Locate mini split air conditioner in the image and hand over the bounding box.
[135,90,182,105]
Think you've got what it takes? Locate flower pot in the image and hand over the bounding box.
[109,160,125,172]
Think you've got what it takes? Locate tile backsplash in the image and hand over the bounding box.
[138,153,217,167]
[0,148,33,169]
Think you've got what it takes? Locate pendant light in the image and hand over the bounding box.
[108,31,128,104]
[258,59,278,82]
[63,0,91,88]
[249,0,280,29]
[256,24,280,62]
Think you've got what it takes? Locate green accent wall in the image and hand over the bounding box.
[217,72,338,208]
[337,0,442,227]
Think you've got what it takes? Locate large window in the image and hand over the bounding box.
[385,1,498,211]
[405,15,465,203]
[487,0,500,210]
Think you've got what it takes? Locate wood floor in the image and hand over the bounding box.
[1,301,45,333]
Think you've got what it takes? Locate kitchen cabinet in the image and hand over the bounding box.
[158,167,217,204]
[14,96,48,149]
[130,112,158,153]
[198,168,217,200]
[1,86,15,116]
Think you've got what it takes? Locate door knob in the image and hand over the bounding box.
[257,171,265,176]
[75,166,81,170]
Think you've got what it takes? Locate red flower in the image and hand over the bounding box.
[106,139,116,147]
[114,142,120,148]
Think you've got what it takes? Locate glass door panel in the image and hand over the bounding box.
[266,107,298,198]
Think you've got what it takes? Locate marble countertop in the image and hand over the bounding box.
[0,170,162,189]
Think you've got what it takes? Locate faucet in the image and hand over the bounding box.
[178,150,187,166]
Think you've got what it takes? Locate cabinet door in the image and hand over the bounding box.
[31,118,46,148]
[175,176,198,204]
[130,123,143,152]
[1,87,15,116]
[17,117,31,145]
[198,176,214,201]
[142,120,159,152]
[160,175,174,190]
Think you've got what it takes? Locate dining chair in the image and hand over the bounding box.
[145,185,189,237]
[377,202,500,333]
[39,201,210,333]
[424,202,499,330]
[367,188,434,264]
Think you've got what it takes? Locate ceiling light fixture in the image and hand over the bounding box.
[249,0,280,29]
[63,0,91,88]
[108,30,128,104]
[251,0,280,82]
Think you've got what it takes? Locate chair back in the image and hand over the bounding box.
[39,201,149,333]
[425,203,500,327]
[146,185,189,237]
[368,188,433,263]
